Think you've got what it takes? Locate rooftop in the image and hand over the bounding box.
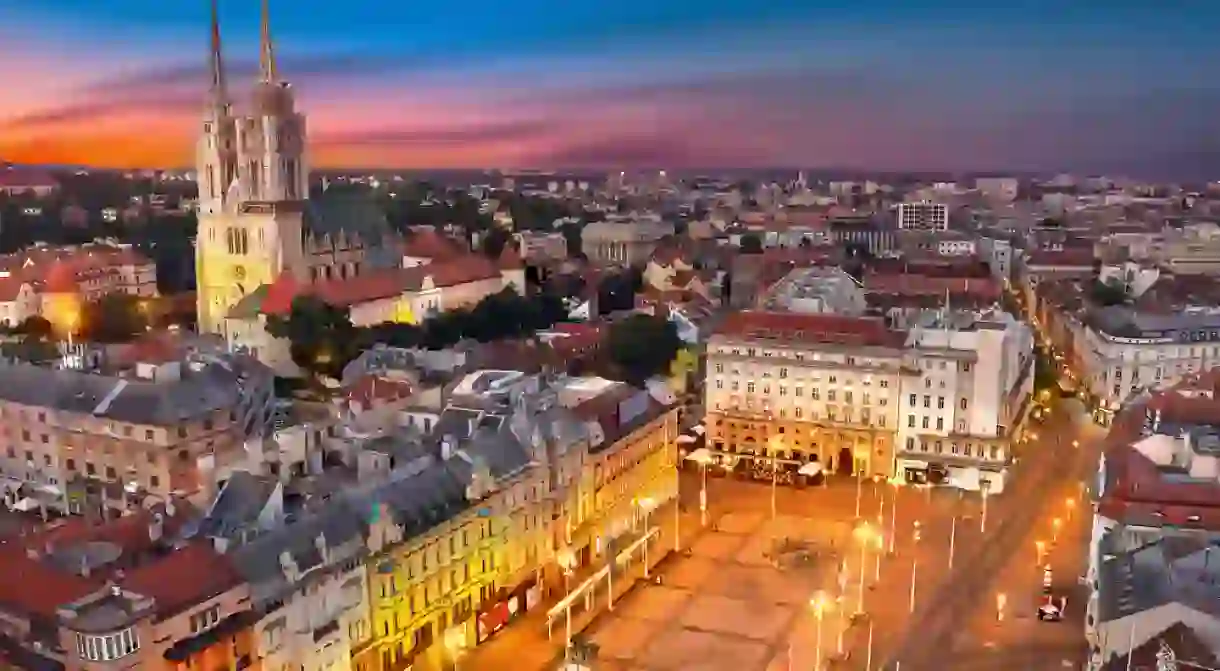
[713,311,906,349]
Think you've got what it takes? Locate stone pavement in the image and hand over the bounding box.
[459,499,702,671]
[583,510,855,671]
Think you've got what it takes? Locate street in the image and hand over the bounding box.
[878,398,1104,670]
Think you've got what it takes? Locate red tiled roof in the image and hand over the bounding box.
[261,256,504,316]
[403,228,465,260]
[119,541,242,618]
[865,274,1000,300]
[0,503,207,620]
[346,374,415,409]
[1025,248,1095,268]
[44,260,78,293]
[1098,370,1220,528]
[715,311,904,348]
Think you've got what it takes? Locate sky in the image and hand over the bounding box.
[1,1,1218,176]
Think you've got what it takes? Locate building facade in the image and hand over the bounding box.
[896,201,949,231]
[0,348,274,516]
[194,2,401,336]
[704,310,1032,491]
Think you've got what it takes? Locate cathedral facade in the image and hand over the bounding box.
[194,0,399,336]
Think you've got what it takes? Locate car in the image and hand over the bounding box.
[1037,602,1063,622]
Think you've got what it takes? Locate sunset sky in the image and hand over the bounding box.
[1,1,1218,175]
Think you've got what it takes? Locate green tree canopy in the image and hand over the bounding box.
[80,293,149,343]
[1090,279,1127,307]
[606,314,683,386]
[265,295,359,379]
[739,233,764,254]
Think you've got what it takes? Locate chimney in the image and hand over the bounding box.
[314,533,328,564]
[148,513,164,543]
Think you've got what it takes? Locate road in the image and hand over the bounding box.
[877,398,1104,671]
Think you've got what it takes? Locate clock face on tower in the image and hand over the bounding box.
[232,265,246,281]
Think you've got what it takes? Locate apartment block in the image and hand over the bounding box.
[0,347,275,517]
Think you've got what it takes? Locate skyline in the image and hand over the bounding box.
[1,2,1219,177]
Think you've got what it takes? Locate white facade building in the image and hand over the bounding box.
[896,201,949,231]
[1079,307,1220,423]
[894,309,1035,493]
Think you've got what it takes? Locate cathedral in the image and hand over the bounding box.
[194,0,400,336]
[194,0,525,374]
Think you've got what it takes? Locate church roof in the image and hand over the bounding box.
[304,192,392,242]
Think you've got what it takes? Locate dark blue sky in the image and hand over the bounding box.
[1,1,1217,176]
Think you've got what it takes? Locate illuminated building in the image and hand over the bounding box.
[193,0,521,376]
[705,309,1032,492]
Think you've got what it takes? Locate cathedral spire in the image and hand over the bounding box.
[258,0,278,84]
[207,0,229,108]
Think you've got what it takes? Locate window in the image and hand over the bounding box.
[76,629,139,662]
[960,398,968,410]
[908,394,916,406]
[923,396,930,408]
[191,605,221,633]
[907,415,915,428]
[937,397,945,410]
[922,417,929,429]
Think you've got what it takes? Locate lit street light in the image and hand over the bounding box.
[1035,539,1046,566]
[810,591,831,670]
[684,448,714,527]
[853,448,869,518]
[909,521,922,614]
[1053,517,1062,542]
[853,522,879,617]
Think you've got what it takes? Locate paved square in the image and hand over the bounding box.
[583,506,851,671]
[639,629,772,671]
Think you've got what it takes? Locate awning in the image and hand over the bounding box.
[798,462,822,476]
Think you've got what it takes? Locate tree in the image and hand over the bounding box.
[15,316,53,339]
[80,293,149,343]
[606,314,683,386]
[1,336,60,363]
[739,233,764,254]
[479,227,512,259]
[1090,279,1127,307]
[265,295,358,379]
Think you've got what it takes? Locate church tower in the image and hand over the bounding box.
[196,0,309,335]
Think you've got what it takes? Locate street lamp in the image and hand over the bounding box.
[853,522,878,617]
[854,448,870,518]
[810,591,831,670]
[909,520,922,614]
[684,448,714,527]
[1035,539,1046,566]
[1053,517,1062,542]
[886,476,901,554]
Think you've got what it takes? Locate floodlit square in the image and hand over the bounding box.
[679,594,790,641]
